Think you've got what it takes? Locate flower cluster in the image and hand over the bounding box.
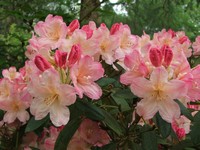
[1,14,200,149]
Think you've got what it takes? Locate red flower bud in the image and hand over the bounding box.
[34,55,51,72]
[179,36,188,44]
[167,29,176,38]
[68,44,81,67]
[149,48,163,67]
[55,50,67,68]
[82,25,93,39]
[110,23,121,35]
[161,45,173,67]
[68,19,80,35]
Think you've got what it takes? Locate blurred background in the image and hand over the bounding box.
[0,0,200,71]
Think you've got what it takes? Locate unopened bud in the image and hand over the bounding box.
[82,25,93,39]
[161,45,173,67]
[55,50,67,68]
[179,36,188,44]
[68,44,81,67]
[34,55,51,71]
[149,48,163,67]
[68,19,80,35]
[110,23,121,35]
[168,29,176,38]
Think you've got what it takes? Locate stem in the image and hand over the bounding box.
[15,130,19,150]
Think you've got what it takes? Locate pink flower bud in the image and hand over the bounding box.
[82,25,93,39]
[149,48,163,67]
[167,29,176,38]
[100,23,106,28]
[55,50,67,68]
[68,44,81,67]
[68,19,80,35]
[34,55,51,72]
[161,45,173,67]
[110,23,121,35]
[179,36,188,44]
[176,128,186,140]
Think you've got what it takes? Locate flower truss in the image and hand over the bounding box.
[1,14,200,150]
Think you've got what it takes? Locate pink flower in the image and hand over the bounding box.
[192,36,200,55]
[131,66,187,123]
[172,116,190,140]
[2,91,30,124]
[91,24,119,64]
[2,67,21,81]
[78,119,110,147]
[70,55,104,100]
[28,68,76,126]
[120,50,149,85]
[182,65,200,101]
[34,14,67,49]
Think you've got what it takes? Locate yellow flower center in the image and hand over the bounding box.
[44,94,59,106]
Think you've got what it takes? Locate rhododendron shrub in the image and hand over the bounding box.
[1,14,200,150]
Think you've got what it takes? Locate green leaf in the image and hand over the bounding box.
[193,111,200,122]
[0,110,4,120]
[128,141,142,150]
[54,117,82,150]
[155,113,171,138]
[76,100,105,121]
[190,122,200,145]
[175,100,193,121]
[171,139,194,150]
[25,115,49,132]
[97,77,117,87]
[101,109,124,136]
[111,93,131,112]
[141,126,158,150]
[112,88,136,99]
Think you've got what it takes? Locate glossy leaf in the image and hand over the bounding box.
[155,113,171,138]
[175,100,193,121]
[54,117,82,150]
[141,125,158,150]
[76,100,105,121]
[101,109,124,136]
[25,115,49,133]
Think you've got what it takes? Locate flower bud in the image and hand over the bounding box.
[161,45,173,67]
[34,55,51,71]
[68,44,81,67]
[55,50,68,68]
[82,25,93,39]
[176,128,186,140]
[167,29,176,38]
[67,19,80,35]
[179,36,188,44]
[149,48,163,67]
[110,23,121,35]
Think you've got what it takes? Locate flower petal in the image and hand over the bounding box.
[130,77,152,98]
[30,99,49,120]
[150,66,168,84]
[136,98,158,120]
[78,82,102,100]
[50,105,70,127]
[164,80,187,99]
[159,99,180,123]
[3,112,17,123]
